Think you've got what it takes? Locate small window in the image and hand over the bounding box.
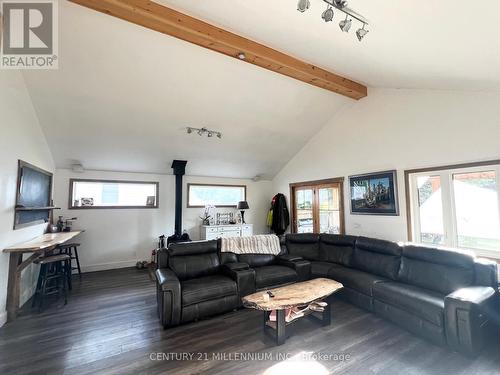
[69,179,159,209]
[187,184,246,208]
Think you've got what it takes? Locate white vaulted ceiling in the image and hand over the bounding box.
[22,0,500,178]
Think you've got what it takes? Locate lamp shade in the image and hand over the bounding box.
[237,201,249,210]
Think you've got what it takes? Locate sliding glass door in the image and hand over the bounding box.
[291,179,344,234]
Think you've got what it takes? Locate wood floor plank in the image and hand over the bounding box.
[0,267,498,375]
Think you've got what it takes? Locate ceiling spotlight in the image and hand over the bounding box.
[186,126,223,139]
[339,16,352,32]
[321,6,334,22]
[297,0,310,13]
[356,24,368,41]
[237,52,246,60]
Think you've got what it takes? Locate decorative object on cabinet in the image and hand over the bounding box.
[200,204,215,226]
[237,201,250,224]
[200,224,253,240]
[216,212,234,225]
[349,170,399,216]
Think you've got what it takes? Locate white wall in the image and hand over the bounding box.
[53,169,272,272]
[0,71,55,327]
[272,88,500,242]
[183,176,272,240]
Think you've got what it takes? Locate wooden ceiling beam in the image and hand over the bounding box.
[69,0,368,100]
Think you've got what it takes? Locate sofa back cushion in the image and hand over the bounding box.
[220,252,238,264]
[319,234,356,266]
[474,258,499,289]
[238,254,276,267]
[168,240,220,281]
[399,245,475,295]
[285,233,321,261]
[353,237,402,280]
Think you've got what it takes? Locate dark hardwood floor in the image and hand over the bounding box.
[1,268,499,375]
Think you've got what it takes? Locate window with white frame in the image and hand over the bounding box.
[69,179,159,208]
[187,184,246,208]
[407,162,500,258]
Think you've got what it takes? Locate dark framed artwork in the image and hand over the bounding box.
[349,170,399,216]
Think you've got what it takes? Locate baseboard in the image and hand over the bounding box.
[81,260,137,273]
[0,310,7,328]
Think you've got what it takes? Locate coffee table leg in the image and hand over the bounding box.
[276,309,286,345]
[322,297,332,326]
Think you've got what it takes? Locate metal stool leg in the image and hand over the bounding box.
[66,256,73,291]
[74,246,82,279]
[38,265,48,313]
[62,260,68,305]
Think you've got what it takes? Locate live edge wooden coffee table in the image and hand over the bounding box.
[242,278,343,345]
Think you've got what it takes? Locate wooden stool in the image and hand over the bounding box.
[32,254,71,312]
[58,243,82,281]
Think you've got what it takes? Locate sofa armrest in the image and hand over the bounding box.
[277,258,311,282]
[222,266,256,303]
[445,286,496,356]
[222,262,250,271]
[155,268,181,328]
[278,254,303,262]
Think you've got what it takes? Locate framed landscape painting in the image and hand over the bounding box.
[349,170,399,216]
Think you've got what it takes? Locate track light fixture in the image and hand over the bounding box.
[297,0,369,41]
[339,15,352,32]
[297,0,310,13]
[186,127,222,139]
[356,24,368,41]
[322,6,334,22]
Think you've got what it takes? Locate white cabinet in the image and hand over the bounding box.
[201,224,253,240]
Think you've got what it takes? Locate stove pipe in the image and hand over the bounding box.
[167,160,190,245]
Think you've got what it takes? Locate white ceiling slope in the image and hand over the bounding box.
[22,1,348,179]
[23,1,500,178]
[161,0,500,91]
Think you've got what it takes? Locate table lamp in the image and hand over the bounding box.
[237,201,249,224]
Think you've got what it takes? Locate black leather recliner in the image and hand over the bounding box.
[156,239,310,328]
[156,240,241,328]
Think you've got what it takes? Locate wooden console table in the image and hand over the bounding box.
[3,231,83,321]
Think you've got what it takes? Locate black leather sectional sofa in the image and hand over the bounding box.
[155,234,498,356]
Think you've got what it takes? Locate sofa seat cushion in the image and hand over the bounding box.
[328,264,388,296]
[181,275,237,306]
[373,281,445,326]
[255,265,298,289]
[310,261,337,277]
